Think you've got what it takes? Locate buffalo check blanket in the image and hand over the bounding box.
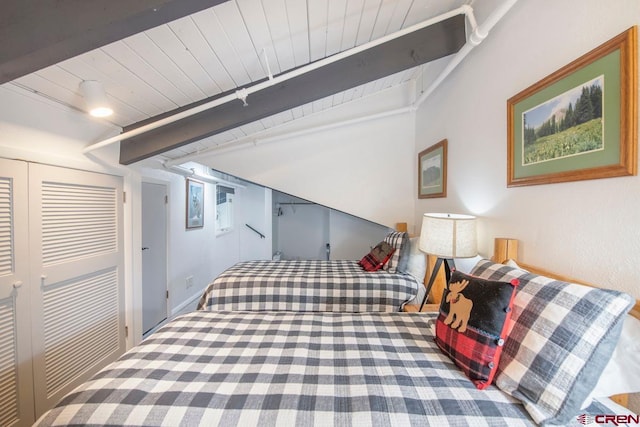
[196,260,420,312]
[35,311,627,427]
[37,311,535,427]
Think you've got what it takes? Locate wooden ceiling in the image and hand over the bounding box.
[1,0,506,164]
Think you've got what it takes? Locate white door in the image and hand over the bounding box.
[28,164,125,417]
[0,159,35,427]
[141,182,168,334]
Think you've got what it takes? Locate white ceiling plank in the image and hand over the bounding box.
[239,121,266,135]
[284,0,309,67]
[373,75,391,92]
[307,0,329,62]
[404,0,465,27]
[321,95,334,111]
[79,48,176,113]
[16,68,82,107]
[302,102,313,116]
[262,0,296,72]
[386,0,414,32]
[144,23,225,96]
[123,33,206,102]
[332,91,345,107]
[101,42,194,107]
[355,0,382,45]
[210,3,266,82]
[228,128,247,139]
[189,10,253,88]
[340,0,366,51]
[325,0,348,57]
[361,81,377,97]
[235,0,282,75]
[351,84,366,101]
[291,106,304,120]
[341,87,356,103]
[370,0,397,40]
[311,99,324,114]
[260,115,276,129]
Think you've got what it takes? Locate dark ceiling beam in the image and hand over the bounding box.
[0,0,229,84]
[119,15,466,165]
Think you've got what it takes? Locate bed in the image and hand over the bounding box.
[34,243,639,426]
[196,259,422,312]
[197,231,427,313]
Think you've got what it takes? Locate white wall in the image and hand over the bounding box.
[239,185,273,261]
[139,164,272,316]
[203,83,418,231]
[414,0,640,299]
[329,210,391,260]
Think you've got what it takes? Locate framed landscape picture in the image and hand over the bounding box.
[418,139,447,199]
[507,26,637,187]
[186,178,204,229]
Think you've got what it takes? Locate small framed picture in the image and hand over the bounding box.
[186,178,204,229]
[418,139,447,199]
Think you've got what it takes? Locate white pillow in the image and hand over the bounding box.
[405,237,426,305]
[583,314,640,405]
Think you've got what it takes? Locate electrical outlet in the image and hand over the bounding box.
[186,275,194,289]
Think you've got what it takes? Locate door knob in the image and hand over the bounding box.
[142,247,149,251]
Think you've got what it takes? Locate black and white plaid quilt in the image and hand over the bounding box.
[36,311,535,427]
[36,311,631,427]
[197,260,420,312]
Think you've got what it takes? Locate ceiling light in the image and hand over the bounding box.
[80,80,113,117]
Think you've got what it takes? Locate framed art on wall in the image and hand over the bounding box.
[507,26,637,187]
[418,139,447,199]
[186,178,204,229]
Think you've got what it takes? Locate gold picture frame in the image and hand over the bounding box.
[418,139,447,199]
[507,26,637,187]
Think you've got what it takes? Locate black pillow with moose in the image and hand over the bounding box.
[434,270,519,389]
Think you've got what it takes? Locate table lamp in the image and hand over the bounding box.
[418,213,477,311]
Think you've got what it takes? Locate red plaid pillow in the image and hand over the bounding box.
[434,270,519,389]
[358,241,395,272]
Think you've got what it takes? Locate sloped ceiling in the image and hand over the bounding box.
[1,0,509,166]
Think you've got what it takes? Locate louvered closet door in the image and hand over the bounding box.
[0,159,34,427]
[28,164,125,417]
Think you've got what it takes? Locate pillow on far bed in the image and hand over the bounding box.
[383,231,409,273]
[434,270,519,390]
[358,241,395,272]
[470,259,635,426]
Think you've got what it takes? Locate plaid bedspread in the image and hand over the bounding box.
[196,260,420,312]
[37,311,536,427]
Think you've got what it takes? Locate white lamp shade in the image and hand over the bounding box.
[80,80,113,117]
[419,213,477,258]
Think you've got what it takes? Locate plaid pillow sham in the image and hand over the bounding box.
[434,270,519,390]
[382,231,409,273]
[470,259,634,425]
[358,241,395,272]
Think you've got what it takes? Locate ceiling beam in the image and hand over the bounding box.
[0,0,229,84]
[119,15,466,165]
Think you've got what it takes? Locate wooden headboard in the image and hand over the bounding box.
[492,238,640,321]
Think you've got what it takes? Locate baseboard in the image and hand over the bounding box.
[171,290,202,317]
